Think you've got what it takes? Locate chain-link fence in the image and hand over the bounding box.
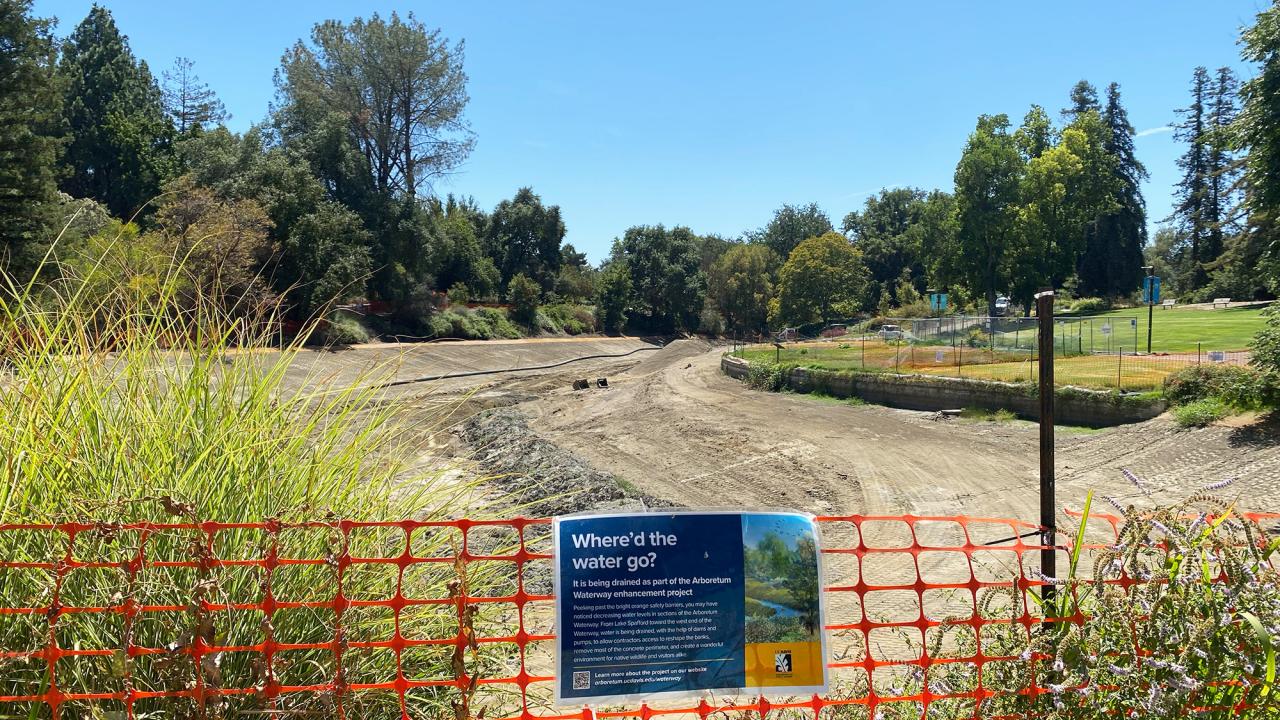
[738,316,1251,392]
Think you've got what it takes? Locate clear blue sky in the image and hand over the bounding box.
[33,0,1270,263]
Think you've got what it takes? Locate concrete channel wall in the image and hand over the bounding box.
[721,355,1165,427]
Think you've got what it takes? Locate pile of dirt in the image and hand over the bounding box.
[457,407,673,517]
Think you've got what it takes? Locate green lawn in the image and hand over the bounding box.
[1062,306,1268,353]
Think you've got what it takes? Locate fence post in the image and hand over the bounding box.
[1198,342,1202,365]
[861,333,866,369]
[1034,290,1056,619]
[1118,347,1123,391]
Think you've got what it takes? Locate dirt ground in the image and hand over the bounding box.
[282,335,1280,522]
[518,338,1279,521]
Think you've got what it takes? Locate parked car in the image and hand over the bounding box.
[877,324,904,341]
[994,296,1010,316]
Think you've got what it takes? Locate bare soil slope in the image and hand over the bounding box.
[523,340,1279,520]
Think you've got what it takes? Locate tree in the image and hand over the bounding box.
[952,114,1024,317]
[915,190,960,297]
[151,177,276,313]
[780,536,820,636]
[0,0,62,276]
[507,272,540,326]
[1078,82,1147,298]
[594,260,632,333]
[433,205,499,299]
[707,244,775,333]
[1171,67,1214,290]
[841,188,928,307]
[486,187,566,293]
[611,225,704,332]
[773,232,869,325]
[162,57,227,135]
[58,6,174,219]
[1240,3,1280,294]
[276,12,473,200]
[1015,105,1056,161]
[180,126,372,316]
[750,203,833,261]
[1061,80,1099,121]
[1011,112,1118,309]
[1205,68,1243,267]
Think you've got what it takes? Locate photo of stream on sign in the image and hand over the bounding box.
[553,511,827,704]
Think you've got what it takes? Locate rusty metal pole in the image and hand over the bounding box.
[1035,290,1056,617]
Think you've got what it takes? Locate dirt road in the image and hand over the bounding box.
[522,339,1280,522]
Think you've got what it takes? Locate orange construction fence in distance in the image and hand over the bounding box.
[0,512,1275,719]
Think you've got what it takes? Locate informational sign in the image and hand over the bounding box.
[1131,318,1138,329]
[1209,351,1225,362]
[1142,276,1162,304]
[929,293,949,312]
[935,349,945,363]
[1101,323,1112,336]
[554,511,826,705]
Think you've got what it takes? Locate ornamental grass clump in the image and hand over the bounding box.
[1001,479,1280,719]
[0,255,511,718]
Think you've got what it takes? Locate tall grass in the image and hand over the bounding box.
[0,255,505,718]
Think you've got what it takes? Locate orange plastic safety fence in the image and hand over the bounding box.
[0,512,1275,719]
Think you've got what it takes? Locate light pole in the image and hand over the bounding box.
[1143,265,1155,354]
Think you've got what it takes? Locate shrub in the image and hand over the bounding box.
[474,307,521,338]
[1070,296,1111,314]
[508,272,541,326]
[543,303,598,335]
[1251,304,1280,374]
[1163,364,1277,409]
[698,305,725,335]
[745,362,789,392]
[1173,397,1230,427]
[996,488,1280,717]
[423,307,524,340]
[447,281,471,305]
[322,315,370,345]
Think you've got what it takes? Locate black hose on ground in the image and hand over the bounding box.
[374,344,664,389]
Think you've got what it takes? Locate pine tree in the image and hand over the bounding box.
[162,57,227,135]
[1236,3,1280,295]
[1061,80,1100,121]
[1078,83,1147,297]
[1204,67,1242,266]
[0,0,62,275]
[58,5,175,218]
[1171,67,1213,290]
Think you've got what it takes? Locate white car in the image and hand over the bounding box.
[877,324,904,341]
[994,296,1010,316]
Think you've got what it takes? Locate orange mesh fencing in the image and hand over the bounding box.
[0,512,1275,719]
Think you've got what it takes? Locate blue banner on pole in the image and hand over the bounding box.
[1142,276,1161,304]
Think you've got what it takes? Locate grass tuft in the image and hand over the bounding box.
[0,252,504,717]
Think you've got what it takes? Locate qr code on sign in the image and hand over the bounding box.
[572,671,591,690]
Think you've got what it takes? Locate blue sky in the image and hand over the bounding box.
[33,0,1268,263]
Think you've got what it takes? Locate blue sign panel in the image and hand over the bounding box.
[929,293,949,312]
[554,511,826,705]
[1142,276,1161,304]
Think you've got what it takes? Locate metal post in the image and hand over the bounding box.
[861,334,866,369]
[1118,347,1123,391]
[1198,342,1202,365]
[1035,290,1056,617]
[1146,266,1155,354]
